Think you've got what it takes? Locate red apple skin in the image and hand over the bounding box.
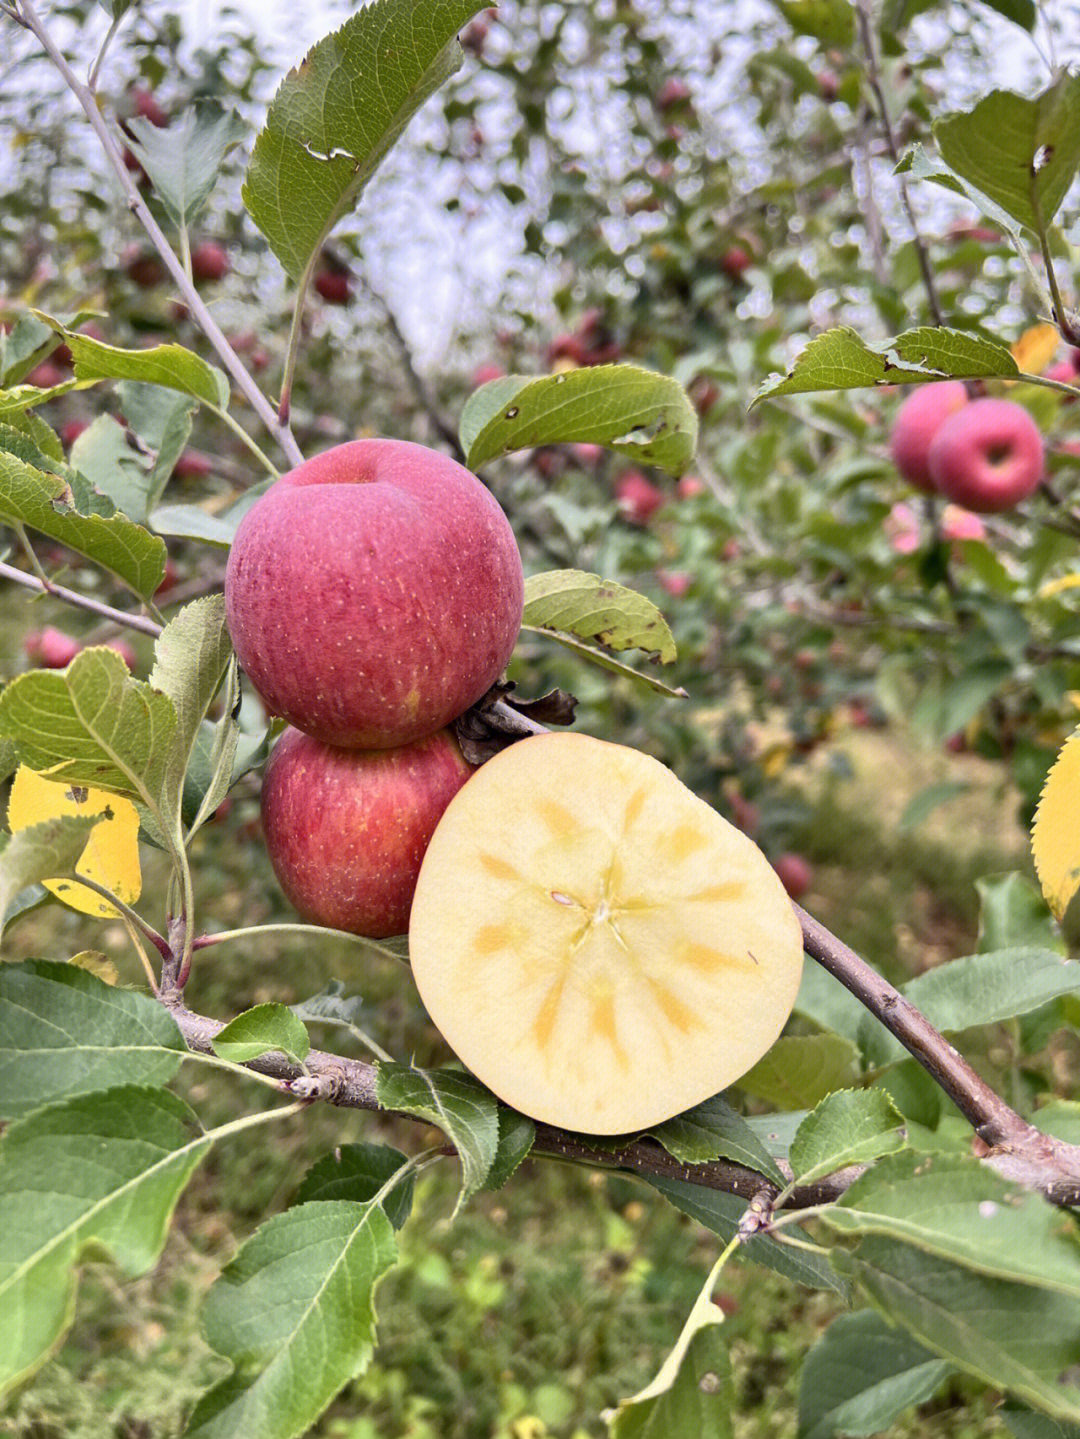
[677,474,706,499]
[225,438,524,749]
[471,363,505,388]
[25,361,65,389]
[927,398,1044,514]
[132,86,168,128]
[314,269,351,304]
[656,77,692,110]
[173,449,214,479]
[24,627,81,668]
[61,419,89,447]
[1045,361,1076,384]
[615,471,664,525]
[774,852,813,901]
[656,569,690,597]
[103,638,136,670]
[889,381,968,492]
[190,240,230,282]
[126,252,165,289]
[719,246,752,279]
[260,726,474,938]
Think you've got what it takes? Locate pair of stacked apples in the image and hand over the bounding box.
[225,438,804,1133]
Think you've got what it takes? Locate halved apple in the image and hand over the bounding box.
[409,732,804,1134]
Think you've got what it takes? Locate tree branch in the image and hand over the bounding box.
[165,895,1080,1215]
[853,0,944,327]
[0,559,164,636]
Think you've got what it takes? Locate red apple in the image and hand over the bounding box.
[572,442,603,467]
[155,558,180,597]
[927,398,1044,513]
[656,77,692,110]
[131,86,169,128]
[126,250,165,289]
[24,627,81,668]
[940,504,987,543]
[889,381,968,492]
[61,419,89,447]
[260,725,474,938]
[225,438,524,749]
[691,380,720,415]
[657,569,690,597]
[25,361,65,389]
[190,240,230,282]
[173,449,214,479]
[677,474,706,499]
[314,268,351,304]
[471,363,505,388]
[1044,361,1076,385]
[103,638,136,670]
[817,70,840,101]
[774,852,812,901]
[719,246,752,279]
[615,471,665,525]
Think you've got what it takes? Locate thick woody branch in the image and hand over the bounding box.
[165,999,853,1210]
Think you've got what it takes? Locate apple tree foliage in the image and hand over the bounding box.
[2,0,1080,1435]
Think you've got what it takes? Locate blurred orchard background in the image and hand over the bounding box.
[3,0,1080,1434]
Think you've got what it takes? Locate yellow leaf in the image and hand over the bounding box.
[7,766,141,918]
[1010,323,1061,377]
[1037,573,1080,600]
[760,741,793,778]
[69,951,119,984]
[1031,728,1080,921]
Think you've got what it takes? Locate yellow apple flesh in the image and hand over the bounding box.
[409,732,804,1133]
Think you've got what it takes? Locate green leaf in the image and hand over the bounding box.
[897,142,1029,245]
[0,1086,210,1398]
[38,322,230,409]
[0,438,166,598]
[0,314,56,384]
[296,1143,414,1229]
[793,962,867,1046]
[125,105,247,225]
[69,414,153,524]
[836,1238,1080,1423]
[978,0,1036,28]
[483,1107,536,1191]
[0,648,179,822]
[797,1309,951,1439]
[212,1004,311,1066]
[737,1034,860,1108]
[649,1094,786,1185]
[860,948,1080,1066]
[151,482,272,548]
[115,381,197,514]
[1032,1101,1080,1147]
[462,365,698,476]
[149,596,232,821]
[898,780,970,832]
[522,570,676,662]
[1003,1407,1080,1438]
[753,326,1018,405]
[977,873,1065,956]
[0,817,98,945]
[644,1176,843,1291]
[823,1150,1080,1297]
[0,960,185,1118]
[376,1062,499,1212]
[243,0,485,281]
[525,626,689,699]
[934,76,1080,233]
[187,1200,397,1439]
[788,1090,906,1188]
[772,0,855,45]
[0,380,79,413]
[742,1110,812,1165]
[608,1326,734,1438]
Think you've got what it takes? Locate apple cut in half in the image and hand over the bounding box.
[409,732,804,1134]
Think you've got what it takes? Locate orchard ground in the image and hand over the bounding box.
[0,591,1033,1437]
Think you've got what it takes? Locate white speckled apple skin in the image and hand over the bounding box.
[410,732,805,1135]
[225,439,524,749]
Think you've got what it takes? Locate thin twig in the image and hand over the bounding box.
[854,0,944,327]
[364,280,466,460]
[0,559,164,635]
[16,0,304,471]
